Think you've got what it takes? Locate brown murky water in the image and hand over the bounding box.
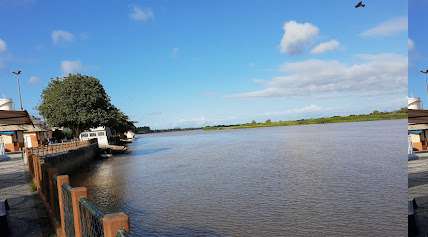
[71,120,407,236]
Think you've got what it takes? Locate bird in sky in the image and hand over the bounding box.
[12,70,22,75]
[421,70,428,74]
[355,1,366,8]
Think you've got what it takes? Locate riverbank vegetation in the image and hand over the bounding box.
[203,108,407,130]
[38,74,135,136]
[135,126,201,134]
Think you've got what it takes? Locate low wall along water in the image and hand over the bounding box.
[26,139,130,237]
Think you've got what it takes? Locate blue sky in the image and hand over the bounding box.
[409,0,428,105]
[0,0,407,129]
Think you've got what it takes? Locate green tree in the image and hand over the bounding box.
[38,74,133,136]
[107,105,136,133]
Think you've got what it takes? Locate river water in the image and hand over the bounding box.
[71,120,407,236]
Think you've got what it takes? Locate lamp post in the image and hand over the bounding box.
[421,70,428,95]
[12,70,23,111]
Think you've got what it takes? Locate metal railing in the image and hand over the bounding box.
[52,176,60,220]
[62,184,75,237]
[27,139,96,158]
[116,228,129,237]
[79,197,105,237]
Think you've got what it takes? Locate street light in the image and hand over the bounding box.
[421,69,428,94]
[12,70,23,111]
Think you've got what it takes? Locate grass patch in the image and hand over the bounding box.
[31,180,37,192]
[204,109,407,131]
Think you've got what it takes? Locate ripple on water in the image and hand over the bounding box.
[71,120,407,237]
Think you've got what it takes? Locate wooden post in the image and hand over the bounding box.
[32,155,41,190]
[47,168,58,210]
[37,156,42,190]
[70,187,87,237]
[102,213,129,237]
[57,175,69,237]
[27,154,34,177]
[31,155,37,183]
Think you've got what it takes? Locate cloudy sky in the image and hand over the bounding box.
[409,0,428,104]
[0,0,407,129]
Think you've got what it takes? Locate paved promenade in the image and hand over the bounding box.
[409,158,428,237]
[0,158,53,236]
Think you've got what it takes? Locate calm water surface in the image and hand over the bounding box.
[71,120,407,236]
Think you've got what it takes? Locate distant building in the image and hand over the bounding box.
[408,97,423,110]
[0,98,13,111]
[0,108,51,152]
[409,109,428,152]
[0,127,24,152]
[0,110,33,152]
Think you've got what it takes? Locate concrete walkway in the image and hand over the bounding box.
[0,158,53,236]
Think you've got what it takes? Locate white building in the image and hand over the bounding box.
[0,98,13,111]
[408,97,423,110]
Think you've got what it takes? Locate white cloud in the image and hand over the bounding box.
[52,30,75,44]
[360,16,407,37]
[171,47,179,57]
[311,40,340,54]
[232,53,407,98]
[280,21,319,55]
[408,38,415,50]
[0,38,6,52]
[28,76,40,85]
[129,6,154,22]
[264,105,323,116]
[61,60,83,75]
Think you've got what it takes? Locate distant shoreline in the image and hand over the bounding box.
[136,109,407,134]
[203,109,407,131]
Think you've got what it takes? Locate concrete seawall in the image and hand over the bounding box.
[25,140,130,237]
[42,143,99,174]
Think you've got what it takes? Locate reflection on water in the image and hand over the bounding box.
[71,120,407,237]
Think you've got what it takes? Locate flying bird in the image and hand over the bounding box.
[12,70,22,75]
[355,1,365,8]
[421,70,428,74]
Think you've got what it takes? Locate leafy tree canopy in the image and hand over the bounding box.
[38,74,134,136]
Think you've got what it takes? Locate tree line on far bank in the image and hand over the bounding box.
[135,108,407,133]
[204,108,408,130]
[38,74,135,137]
[135,126,200,134]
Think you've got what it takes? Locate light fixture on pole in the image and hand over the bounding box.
[12,70,23,111]
[421,69,428,94]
